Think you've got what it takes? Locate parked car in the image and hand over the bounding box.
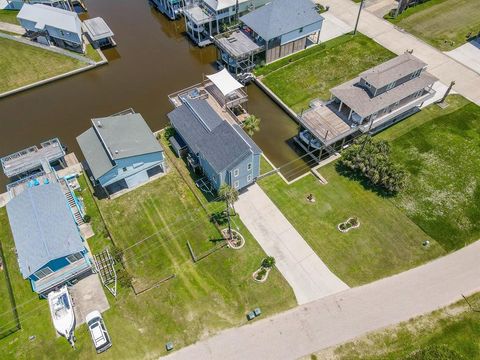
[86,311,112,353]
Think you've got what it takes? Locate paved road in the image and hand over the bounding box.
[318,0,480,106]
[235,184,348,304]
[163,239,480,360]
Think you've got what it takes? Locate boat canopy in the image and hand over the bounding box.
[206,69,243,97]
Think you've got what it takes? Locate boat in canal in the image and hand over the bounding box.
[48,286,76,346]
[299,130,322,150]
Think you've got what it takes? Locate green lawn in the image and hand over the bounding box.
[386,0,480,51]
[323,292,480,359]
[258,161,445,286]
[377,95,480,251]
[255,34,395,113]
[0,37,85,94]
[0,10,19,25]
[0,143,295,358]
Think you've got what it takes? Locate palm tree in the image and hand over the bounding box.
[218,184,239,239]
[243,115,261,137]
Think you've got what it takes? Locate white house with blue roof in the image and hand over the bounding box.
[168,97,262,191]
[6,182,91,296]
[17,3,84,52]
[214,0,324,74]
[77,111,165,197]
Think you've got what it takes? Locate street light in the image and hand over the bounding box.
[353,0,365,35]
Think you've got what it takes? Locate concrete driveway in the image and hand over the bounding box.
[446,40,480,75]
[163,239,480,360]
[235,184,348,305]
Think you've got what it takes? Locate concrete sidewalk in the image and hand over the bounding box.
[0,21,25,35]
[235,184,348,305]
[318,0,480,106]
[163,239,480,360]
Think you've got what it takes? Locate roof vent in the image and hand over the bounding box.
[97,121,102,128]
[115,150,119,154]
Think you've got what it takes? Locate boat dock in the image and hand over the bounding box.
[1,138,65,178]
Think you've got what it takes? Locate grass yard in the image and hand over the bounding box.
[255,33,395,113]
[386,0,480,51]
[0,10,19,25]
[258,160,445,286]
[377,95,480,251]
[318,292,480,359]
[0,37,85,94]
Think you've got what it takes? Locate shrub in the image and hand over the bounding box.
[404,344,465,360]
[256,268,267,280]
[117,268,133,289]
[338,137,408,194]
[349,217,359,226]
[83,214,91,223]
[262,256,276,268]
[163,127,176,141]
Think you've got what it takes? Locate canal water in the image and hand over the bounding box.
[0,0,307,187]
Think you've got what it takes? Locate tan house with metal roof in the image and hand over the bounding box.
[299,53,437,150]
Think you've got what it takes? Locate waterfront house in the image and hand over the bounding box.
[17,4,84,52]
[183,0,270,47]
[168,97,262,191]
[6,182,91,296]
[151,0,182,20]
[298,52,437,157]
[214,0,324,74]
[83,17,115,49]
[77,110,165,196]
[3,0,74,10]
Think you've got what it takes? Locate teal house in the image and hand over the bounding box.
[6,182,91,296]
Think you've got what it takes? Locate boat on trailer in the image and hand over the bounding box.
[299,130,322,150]
[48,286,76,346]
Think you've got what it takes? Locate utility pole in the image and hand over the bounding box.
[353,0,365,35]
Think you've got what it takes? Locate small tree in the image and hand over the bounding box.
[218,184,239,239]
[262,256,276,269]
[243,115,261,137]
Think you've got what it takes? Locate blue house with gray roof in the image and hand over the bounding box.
[168,98,262,191]
[6,182,90,296]
[77,111,165,197]
[214,0,323,74]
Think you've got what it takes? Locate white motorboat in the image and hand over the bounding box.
[299,130,322,150]
[48,286,75,345]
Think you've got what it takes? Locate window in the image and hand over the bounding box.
[410,69,421,79]
[233,168,239,177]
[247,163,252,171]
[33,267,53,280]
[299,27,304,33]
[414,89,424,98]
[247,174,252,182]
[67,252,84,264]
[386,81,396,90]
[122,167,128,172]
[234,180,240,189]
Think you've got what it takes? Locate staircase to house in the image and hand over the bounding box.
[59,178,84,226]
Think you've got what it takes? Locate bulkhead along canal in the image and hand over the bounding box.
[0,0,310,187]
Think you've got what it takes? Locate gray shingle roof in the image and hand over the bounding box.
[6,183,85,279]
[331,71,437,118]
[168,98,261,172]
[240,0,323,41]
[360,53,427,89]
[77,113,163,179]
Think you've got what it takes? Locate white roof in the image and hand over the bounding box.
[206,69,243,97]
[17,4,82,35]
[83,17,114,41]
[204,0,250,11]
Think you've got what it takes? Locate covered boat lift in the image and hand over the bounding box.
[83,17,115,48]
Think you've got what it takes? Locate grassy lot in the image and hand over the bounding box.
[0,147,295,359]
[0,37,85,94]
[0,10,19,25]
[317,292,480,359]
[377,95,480,251]
[386,0,480,51]
[255,33,395,113]
[258,160,445,286]
[84,44,103,63]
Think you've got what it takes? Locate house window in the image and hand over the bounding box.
[299,27,304,33]
[410,69,421,79]
[414,90,424,98]
[233,168,239,177]
[67,252,84,264]
[386,81,396,90]
[247,174,252,182]
[234,180,240,188]
[247,163,252,171]
[122,167,128,172]
[33,267,53,280]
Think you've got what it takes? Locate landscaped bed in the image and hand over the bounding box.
[0,37,86,94]
[255,33,395,113]
[378,95,480,251]
[385,0,480,51]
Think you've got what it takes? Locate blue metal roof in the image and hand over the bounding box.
[6,183,85,279]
